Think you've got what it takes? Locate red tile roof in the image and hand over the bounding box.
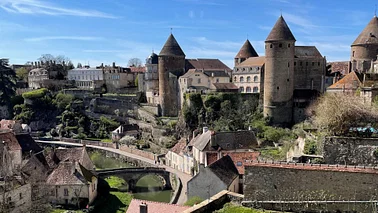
[328,71,362,89]
[126,199,189,213]
[130,66,146,73]
[170,138,187,155]
[222,151,260,174]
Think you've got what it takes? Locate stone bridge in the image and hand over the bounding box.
[96,167,172,192]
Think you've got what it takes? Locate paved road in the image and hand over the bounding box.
[36,140,191,205]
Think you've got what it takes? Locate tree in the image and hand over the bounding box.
[311,93,378,135]
[0,59,17,107]
[128,58,142,67]
[15,67,29,82]
[38,54,71,65]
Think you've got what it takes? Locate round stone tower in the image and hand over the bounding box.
[234,39,258,66]
[158,34,186,117]
[351,16,378,72]
[263,15,296,126]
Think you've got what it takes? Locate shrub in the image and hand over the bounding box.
[119,135,136,145]
[304,139,318,155]
[22,88,48,99]
[184,196,204,206]
[54,93,74,110]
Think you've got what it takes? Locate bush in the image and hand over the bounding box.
[54,93,74,110]
[22,88,48,99]
[119,135,136,145]
[304,139,318,155]
[184,196,204,206]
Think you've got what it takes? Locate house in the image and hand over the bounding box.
[46,161,97,207]
[233,56,265,93]
[185,58,232,76]
[28,68,49,89]
[67,67,104,90]
[165,138,194,175]
[0,130,22,169]
[102,62,135,92]
[187,155,239,200]
[46,147,95,171]
[111,124,140,141]
[189,127,258,168]
[0,119,31,134]
[126,199,189,213]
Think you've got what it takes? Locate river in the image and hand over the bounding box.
[90,151,172,203]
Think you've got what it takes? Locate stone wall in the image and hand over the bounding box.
[323,136,378,165]
[243,162,378,212]
[119,145,156,161]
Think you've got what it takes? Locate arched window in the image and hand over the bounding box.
[239,87,244,92]
[240,76,244,82]
[253,87,258,93]
[246,87,251,93]
[247,76,251,82]
[270,44,273,48]
[254,76,258,82]
[234,76,236,82]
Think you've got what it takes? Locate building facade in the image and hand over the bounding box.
[67,67,104,90]
[233,56,265,93]
[102,63,135,92]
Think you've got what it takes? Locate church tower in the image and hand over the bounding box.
[158,34,186,117]
[351,15,378,72]
[234,39,258,66]
[263,15,296,126]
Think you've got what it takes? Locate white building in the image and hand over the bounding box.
[67,67,104,90]
[165,139,194,175]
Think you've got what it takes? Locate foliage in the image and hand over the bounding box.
[184,196,204,206]
[15,67,29,81]
[134,76,138,87]
[214,203,270,213]
[106,176,127,189]
[119,135,136,145]
[90,151,131,169]
[0,59,17,106]
[93,191,133,213]
[53,92,74,110]
[374,148,378,159]
[22,88,48,99]
[304,139,318,155]
[311,93,378,135]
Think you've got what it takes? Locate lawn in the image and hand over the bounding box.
[93,192,133,213]
[215,203,278,213]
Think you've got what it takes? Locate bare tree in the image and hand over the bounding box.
[38,54,72,65]
[128,58,142,67]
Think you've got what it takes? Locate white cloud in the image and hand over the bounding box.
[0,0,117,18]
[24,36,103,42]
[189,10,195,19]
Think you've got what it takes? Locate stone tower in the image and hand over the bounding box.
[263,15,296,126]
[351,16,378,72]
[234,39,259,66]
[158,34,186,117]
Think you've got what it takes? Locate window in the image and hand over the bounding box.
[270,44,273,48]
[288,43,291,48]
[197,78,201,84]
[239,87,244,92]
[234,76,236,82]
[253,87,258,93]
[300,62,302,66]
[246,87,251,93]
[64,188,69,196]
[247,76,251,82]
[288,62,290,67]
[253,76,258,82]
[216,78,219,83]
[306,62,308,66]
[19,193,23,199]
[294,62,296,66]
[312,62,315,66]
[318,62,320,66]
[236,161,242,166]
[279,43,282,48]
[240,77,244,82]
[353,51,355,57]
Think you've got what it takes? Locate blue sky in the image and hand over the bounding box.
[0,0,375,68]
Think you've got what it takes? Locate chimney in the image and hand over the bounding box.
[203,127,208,134]
[139,202,148,213]
[37,61,40,68]
[101,63,104,68]
[113,62,116,68]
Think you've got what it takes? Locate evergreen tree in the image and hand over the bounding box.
[0,59,17,106]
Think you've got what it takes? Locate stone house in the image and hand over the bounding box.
[28,68,49,89]
[67,67,104,90]
[233,56,265,93]
[189,127,258,168]
[46,161,97,207]
[0,130,22,170]
[102,63,135,92]
[187,155,239,200]
[0,180,32,213]
[46,147,95,171]
[165,138,194,175]
[138,52,160,105]
[111,124,140,141]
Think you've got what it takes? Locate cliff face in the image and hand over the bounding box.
[0,105,11,119]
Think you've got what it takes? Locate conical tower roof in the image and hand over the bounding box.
[266,15,296,42]
[235,39,258,59]
[352,16,378,46]
[159,34,185,57]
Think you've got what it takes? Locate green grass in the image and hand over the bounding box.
[214,203,277,213]
[101,138,113,143]
[106,176,128,191]
[184,196,204,206]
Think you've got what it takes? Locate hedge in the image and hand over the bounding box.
[22,88,48,99]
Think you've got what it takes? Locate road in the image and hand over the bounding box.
[36,140,191,205]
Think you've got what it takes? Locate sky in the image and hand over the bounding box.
[0,0,376,68]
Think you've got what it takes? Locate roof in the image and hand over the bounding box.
[295,46,323,58]
[46,147,94,170]
[46,162,91,185]
[266,15,296,42]
[222,151,260,175]
[69,68,102,72]
[211,130,259,150]
[203,70,229,77]
[185,59,232,72]
[237,56,265,67]
[328,61,350,75]
[130,66,146,73]
[146,52,158,64]
[21,154,49,180]
[170,138,187,155]
[29,68,48,73]
[328,71,362,89]
[212,83,238,90]
[159,34,185,57]
[352,16,378,46]
[235,39,259,59]
[191,131,212,151]
[126,199,189,213]
[207,155,239,186]
[15,134,43,154]
[0,120,16,130]
[0,131,21,151]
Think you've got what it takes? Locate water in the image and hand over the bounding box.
[89,151,172,203]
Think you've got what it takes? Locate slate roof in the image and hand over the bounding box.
[159,34,185,56]
[295,46,323,58]
[266,15,296,42]
[126,199,189,213]
[212,83,238,90]
[0,131,21,151]
[191,131,212,151]
[235,39,259,59]
[147,52,158,64]
[236,56,266,67]
[185,59,232,72]
[21,154,49,180]
[352,16,378,46]
[15,134,43,154]
[207,155,239,187]
[203,70,229,77]
[46,147,94,170]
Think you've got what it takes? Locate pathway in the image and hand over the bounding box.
[36,140,191,205]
